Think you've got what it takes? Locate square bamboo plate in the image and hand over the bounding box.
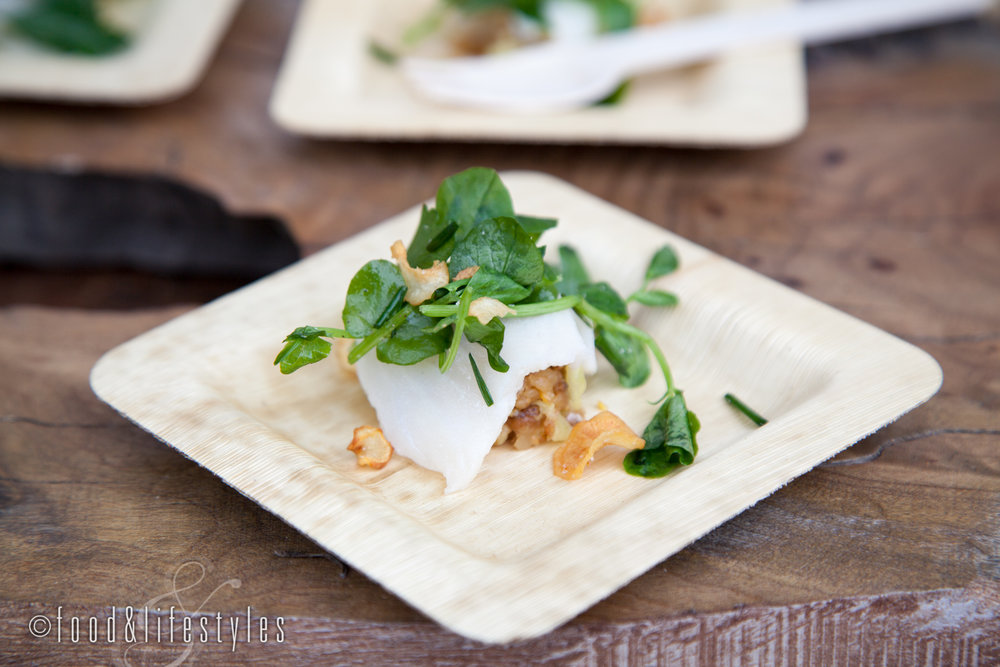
[269,0,806,145]
[0,0,240,104]
[90,172,942,643]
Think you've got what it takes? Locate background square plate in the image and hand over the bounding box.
[91,172,941,643]
[269,0,806,145]
[0,0,240,103]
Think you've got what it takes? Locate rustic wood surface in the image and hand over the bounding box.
[1,0,999,664]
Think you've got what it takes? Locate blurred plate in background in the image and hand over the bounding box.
[0,0,240,104]
[270,0,806,145]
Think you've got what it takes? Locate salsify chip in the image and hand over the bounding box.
[468,296,514,325]
[552,411,644,480]
[348,425,394,469]
[390,240,449,305]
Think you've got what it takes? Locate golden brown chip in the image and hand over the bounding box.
[453,265,479,281]
[468,296,514,324]
[348,425,394,469]
[390,240,449,305]
[552,411,644,480]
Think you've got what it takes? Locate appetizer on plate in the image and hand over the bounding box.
[370,0,675,105]
[276,168,699,492]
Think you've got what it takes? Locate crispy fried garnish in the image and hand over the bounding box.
[468,296,514,325]
[453,265,479,281]
[348,426,393,469]
[390,240,449,305]
[552,411,644,480]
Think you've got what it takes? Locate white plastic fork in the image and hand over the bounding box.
[401,0,994,113]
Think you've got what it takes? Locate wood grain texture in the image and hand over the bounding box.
[1,0,999,661]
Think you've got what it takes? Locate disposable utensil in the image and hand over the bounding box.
[402,0,993,112]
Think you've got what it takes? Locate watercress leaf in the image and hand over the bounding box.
[342,259,407,338]
[515,214,558,241]
[581,282,629,320]
[376,311,449,365]
[624,393,699,477]
[449,216,544,286]
[11,0,130,56]
[630,289,679,307]
[644,245,679,282]
[595,79,630,106]
[464,317,509,372]
[436,167,514,239]
[556,245,591,296]
[466,268,531,304]
[447,0,545,23]
[274,327,334,374]
[406,205,452,268]
[594,326,649,388]
[582,0,635,32]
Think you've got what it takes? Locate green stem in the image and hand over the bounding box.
[575,300,676,398]
[347,306,412,364]
[420,295,581,319]
[439,289,473,373]
[725,393,768,426]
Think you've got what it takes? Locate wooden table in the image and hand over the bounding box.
[2,1,998,663]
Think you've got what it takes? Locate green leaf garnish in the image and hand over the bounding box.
[10,0,129,56]
[376,311,449,366]
[464,317,508,372]
[581,282,629,320]
[724,393,768,426]
[449,216,544,286]
[343,260,407,337]
[644,245,679,282]
[469,353,495,406]
[629,289,678,307]
[624,393,699,477]
[593,327,650,388]
[274,326,352,374]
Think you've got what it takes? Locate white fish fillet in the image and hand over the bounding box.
[355,310,597,492]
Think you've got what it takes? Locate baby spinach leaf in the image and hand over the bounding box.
[466,268,531,304]
[624,393,700,477]
[342,260,407,338]
[594,326,649,388]
[11,0,129,56]
[515,214,558,241]
[582,0,635,32]
[376,311,449,365]
[274,326,351,374]
[407,205,451,268]
[447,0,545,23]
[464,317,508,372]
[556,244,590,296]
[644,245,679,282]
[449,216,544,286]
[581,282,629,320]
[436,167,514,235]
[630,289,678,307]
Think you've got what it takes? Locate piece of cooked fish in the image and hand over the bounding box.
[355,309,597,492]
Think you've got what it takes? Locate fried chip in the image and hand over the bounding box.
[390,240,449,305]
[552,411,644,480]
[348,425,394,469]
